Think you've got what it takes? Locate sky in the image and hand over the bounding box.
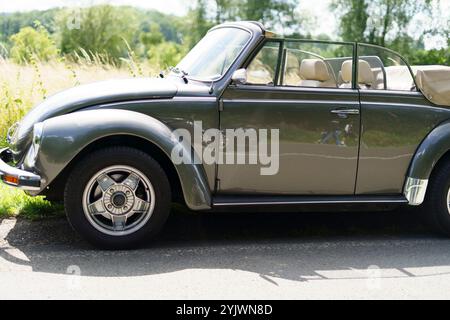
[0,0,447,49]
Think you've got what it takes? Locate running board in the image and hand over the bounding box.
[213,195,408,208]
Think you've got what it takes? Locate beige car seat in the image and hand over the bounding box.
[298,59,335,88]
[341,60,375,89]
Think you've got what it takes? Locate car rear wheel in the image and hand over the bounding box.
[64,147,171,249]
[425,161,450,236]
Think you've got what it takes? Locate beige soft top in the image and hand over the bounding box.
[414,65,450,107]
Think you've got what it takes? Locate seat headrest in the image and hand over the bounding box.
[299,59,330,82]
[341,60,375,85]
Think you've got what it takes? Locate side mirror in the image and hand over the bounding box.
[232,69,247,85]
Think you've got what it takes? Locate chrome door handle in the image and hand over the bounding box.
[331,108,360,115]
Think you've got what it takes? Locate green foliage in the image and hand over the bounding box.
[0,3,447,70]
[237,0,298,29]
[213,0,236,23]
[184,0,299,48]
[366,0,431,47]
[0,10,58,43]
[57,5,139,62]
[409,49,450,66]
[9,24,58,64]
[185,0,214,48]
[0,184,63,219]
[195,0,298,32]
[333,0,432,46]
[331,0,448,65]
[332,0,368,42]
[139,22,187,69]
[0,84,28,148]
[147,42,187,69]
[140,23,165,47]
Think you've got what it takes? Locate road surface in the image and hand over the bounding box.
[1,208,450,299]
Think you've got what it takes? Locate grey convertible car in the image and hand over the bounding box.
[1,21,450,248]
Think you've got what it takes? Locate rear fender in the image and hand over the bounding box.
[405,120,450,206]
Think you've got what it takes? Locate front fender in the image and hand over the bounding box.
[405,120,450,205]
[35,109,211,210]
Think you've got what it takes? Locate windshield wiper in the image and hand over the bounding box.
[170,67,189,84]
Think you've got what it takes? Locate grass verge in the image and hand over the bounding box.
[0,184,64,220]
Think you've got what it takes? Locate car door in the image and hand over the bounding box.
[218,40,361,195]
[354,44,449,195]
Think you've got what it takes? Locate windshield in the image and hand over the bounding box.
[175,28,251,81]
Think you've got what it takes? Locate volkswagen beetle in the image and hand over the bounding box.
[1,21,450,248]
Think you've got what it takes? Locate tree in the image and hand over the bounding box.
[57,5,139,62]
[142,23,187,68]
[237,0,298,30]
[0,9,58,43]
[330,0,447,65]
[366,0,431,47]
[184,0,213,48]
[147,42,187,68]
[213,0,236,24]
[9,23,58,63]
[332,0,368,42]
[188,0,299,41]
[332,0,432,46]
[140,24,164,48]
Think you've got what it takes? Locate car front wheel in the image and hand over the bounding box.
[64,147,171,249]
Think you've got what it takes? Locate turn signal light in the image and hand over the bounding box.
[3,175,19,185]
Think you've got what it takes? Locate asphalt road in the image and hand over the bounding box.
[1,207,450,300]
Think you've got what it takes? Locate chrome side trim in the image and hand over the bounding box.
[404,177,428,206]
[224,99,360,105]
[214,198,408,207]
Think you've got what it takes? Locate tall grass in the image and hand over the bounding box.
[0,55,160,147]
[0,55,161,218]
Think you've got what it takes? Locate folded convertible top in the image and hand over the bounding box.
[414,65,450,107]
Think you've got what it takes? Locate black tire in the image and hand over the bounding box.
[425,161,450,236]
[64,146,171,249]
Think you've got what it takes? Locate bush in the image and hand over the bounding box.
[9,24,58,64]
[147,42,187,69]
[57,5,139,63]
[409,49,450,66]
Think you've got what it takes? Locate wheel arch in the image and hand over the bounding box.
[405,120,450,206]
[45,135,182,203]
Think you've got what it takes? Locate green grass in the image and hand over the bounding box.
[0,183,64,220]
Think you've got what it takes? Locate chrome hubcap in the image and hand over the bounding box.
[82,165,155,236]
[104,184,135,215]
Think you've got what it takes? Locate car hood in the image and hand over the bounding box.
[10,77,178,157]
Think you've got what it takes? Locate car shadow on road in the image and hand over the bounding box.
[2,207,450,283]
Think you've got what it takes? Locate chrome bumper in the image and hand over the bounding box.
[0,148,41,191]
